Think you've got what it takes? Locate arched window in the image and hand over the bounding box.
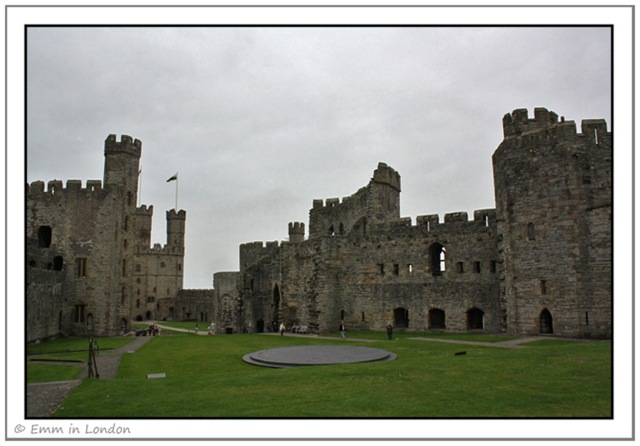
[429,243,446,275]
[87,313,94,331]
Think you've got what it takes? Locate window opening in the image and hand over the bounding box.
[429,243,446,275]
[393,264,399,275]
[53,256,63,271]
[490,261,497,273]
[37,226,52,248]
[339,223,345,235]
[528,223,536,240]
[540,280,547,295]
[456,262,464,273]
[340,309,345,320]
[585,311,589,326]
[74,304,85,323]
[407,263,413,274]
[474,262,481,273]
[87,313,94,331]
[378,264,385,275]
[76,258,87,278]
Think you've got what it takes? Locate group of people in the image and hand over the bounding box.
[276,320,395,340]
[194,322,216,335]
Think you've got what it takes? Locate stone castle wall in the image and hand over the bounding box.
[26,108,612,340]
[493,108,612,337]
[234,108,612,338]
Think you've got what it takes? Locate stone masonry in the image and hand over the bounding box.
[25,108,612,341]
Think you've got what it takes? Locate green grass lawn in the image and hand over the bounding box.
[46,332,611,419]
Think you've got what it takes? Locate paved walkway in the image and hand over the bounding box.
[408,336,551,349]
[26,335,153,417]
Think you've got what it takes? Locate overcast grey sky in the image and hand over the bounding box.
[26,26,612,289]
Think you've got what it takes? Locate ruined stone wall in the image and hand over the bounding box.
[26,178,124,337]
[240,203,501,335]
[308,162,400,238]
[26,239,66,343]
[493,108,612,338]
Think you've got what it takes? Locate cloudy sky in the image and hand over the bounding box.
[26,26,612,289]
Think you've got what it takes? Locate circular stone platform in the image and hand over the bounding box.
[242,345,397,368]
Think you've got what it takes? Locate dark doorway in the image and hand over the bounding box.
[394,307,409,328]
[540,309,553,334]
[466,307,484,330]
[429,308,446,329]
[256,319,264,333]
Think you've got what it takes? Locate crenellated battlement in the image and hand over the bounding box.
[502,107,612,145]
[136,204,154,216]
[27,179,104,197]
[288,222,305,242]
[370,208,497,235]
[104,134,142,158]
[503,107,561,137]
[166,209,186,220]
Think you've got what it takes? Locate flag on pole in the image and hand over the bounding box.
[167,173,178,182]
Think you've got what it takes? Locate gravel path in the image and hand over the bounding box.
[26,335,153,418]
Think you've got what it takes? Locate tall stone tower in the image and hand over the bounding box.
[492,108,612,338]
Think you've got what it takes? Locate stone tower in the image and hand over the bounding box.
[492,108,612,337]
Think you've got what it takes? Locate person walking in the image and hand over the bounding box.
[339,321,346,340]
[386,323,394,340]
[279,322,286,336]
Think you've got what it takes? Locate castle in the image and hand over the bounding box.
[26,107,612,341]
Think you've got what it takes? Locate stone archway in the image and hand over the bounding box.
[540,308,553,334]
[394,307,409,328]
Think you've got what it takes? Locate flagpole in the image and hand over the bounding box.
[175,175,179,211]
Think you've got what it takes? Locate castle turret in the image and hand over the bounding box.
[493,107,612,338]
[104,134,141,201]
[288,222,305,242]
[369,162,401,221]
[166,209,186,253]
